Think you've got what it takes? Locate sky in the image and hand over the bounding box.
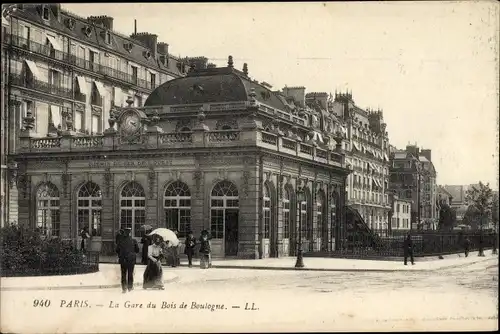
[63,2,499,189]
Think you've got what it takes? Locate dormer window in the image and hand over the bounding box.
[42,5,50,20]
[144,50,151,59]
[104,31,111,44]
[83,25,92,37]
[160,55,169,67]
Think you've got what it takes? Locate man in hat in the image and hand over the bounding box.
[115,228,139,293]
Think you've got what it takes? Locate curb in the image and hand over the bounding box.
[178,255,497,273]
[0,275,179,292]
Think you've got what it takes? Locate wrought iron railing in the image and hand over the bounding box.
[7,33,158,91]
[261,131,278,145]
[316,149,328,160]
[300,144,313,155]
[9,73,73,99]
[282,138,297,150]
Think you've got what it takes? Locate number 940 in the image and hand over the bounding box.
[33,299,51,307]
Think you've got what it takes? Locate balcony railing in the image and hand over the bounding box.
[261,132,278,145]
[282,138,297,150]
[31,138,61,149]
[10,73,73,99]
[208,130,240,142]
[7,33,158,91]
[72,136,103,148]
[316,149,328,160]
[159,132,192,144]
[300,144,313,155]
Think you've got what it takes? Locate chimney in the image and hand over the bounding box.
[87,15,114,30]
[421,149,432,162]
[130,32,158,58]
[282,86,306,107]
[306,92,328,109]
[157,42,169,55]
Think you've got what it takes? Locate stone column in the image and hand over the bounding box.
[276,173,284,257]
[59,171,72,242]
[145,168,158,229]
[8,100,21,155]
[191,170,205,235]
[7,162,19,225]
[238,156,259,259]
[101,167,115,255]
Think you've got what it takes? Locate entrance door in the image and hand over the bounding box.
[225,209,239,256]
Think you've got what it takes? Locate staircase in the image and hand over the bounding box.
[345,206,383,248]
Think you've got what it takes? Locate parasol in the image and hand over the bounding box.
[148,228,180,247]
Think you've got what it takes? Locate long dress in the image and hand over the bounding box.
[143,244,164,289]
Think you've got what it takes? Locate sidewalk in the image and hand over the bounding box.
[0,264,178,291]
[176,250,498,272]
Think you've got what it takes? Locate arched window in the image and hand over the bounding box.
[263,184,271,239]
[282,188,291,239]
[120,182,146,238]
[299,190,308,246]
[164,181,191,237]
[210,180,239,239]
[36,183,60,237]
[77,182,102,237]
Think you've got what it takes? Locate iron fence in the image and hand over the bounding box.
[304,231,496,259]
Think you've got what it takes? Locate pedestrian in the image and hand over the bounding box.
[115,229,124,248]
[199,230,212,269]
[143,235,165,290]
[464,237,471,257]
[115,228,139,293]
[184,231,197,268]
[403,233,415,265]
[80,226,90,252]
[141,230,152,265]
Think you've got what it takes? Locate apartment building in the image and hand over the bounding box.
[1,4,191,226]
[330,92,392,235]
[389,194,412,235]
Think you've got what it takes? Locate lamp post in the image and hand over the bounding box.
[295,185,305,268]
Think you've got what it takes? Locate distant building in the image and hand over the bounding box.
[437,185,453,207]
[2,4,191,227]
[389,193,412,234]
[443,184,481,225]
[389,145,438,230]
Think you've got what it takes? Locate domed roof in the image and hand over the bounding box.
[144,66,287,111]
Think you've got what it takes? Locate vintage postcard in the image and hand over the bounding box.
[1,1,498,333]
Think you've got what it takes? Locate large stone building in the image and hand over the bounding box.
[329,92,392,235]
[12,58,351,259]
[390,145,438,230]
[389,194,412,235]
[1,3,190,227]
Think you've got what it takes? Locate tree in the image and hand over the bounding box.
[492,193,499,231]
[465,182,494,256]
[438,203,457,231]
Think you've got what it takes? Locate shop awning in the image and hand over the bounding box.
[384,153,389,161]
[46,34,63,51]
[353,142,361,151]
[76,76,88,95]
[24,60,42,79]
[51,106,61,127]
[369,162,376,170]
[94,81,106,97]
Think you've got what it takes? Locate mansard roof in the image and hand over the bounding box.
[10,4,184,77]
[144,66,288,110]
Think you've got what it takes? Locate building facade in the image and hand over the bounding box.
[330,93,392,235]
[389,194,412,234]
[1,3,189,227]
[390,145,438,231]
[12,58,351,259]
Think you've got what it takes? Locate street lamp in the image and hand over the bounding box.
[295,185,305,268]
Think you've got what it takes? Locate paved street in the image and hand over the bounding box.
[1,256,497,333]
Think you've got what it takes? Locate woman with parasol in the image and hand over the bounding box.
[143,228,180,290]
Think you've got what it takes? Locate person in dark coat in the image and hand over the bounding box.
[464,237,471,257]
[403,233,415,265]
[80,226,90,252]
[184,231,197,268]
[141,231,152,265]
[116,228,139,293]
[115,229,124,250]
[199,230,212,269]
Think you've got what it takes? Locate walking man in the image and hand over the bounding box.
[184,231,197,268]
[403,233,415,265]
[464,237,471,257]
[116,228,139,293]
